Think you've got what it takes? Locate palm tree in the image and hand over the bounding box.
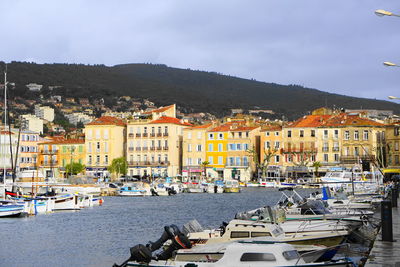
[200,161,210,180]
[312,161,322,178]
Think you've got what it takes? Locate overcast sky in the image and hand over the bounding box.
[0,0,399,101]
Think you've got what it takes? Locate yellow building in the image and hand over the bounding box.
[260,125,283,178]
[225,125,260,181]
[37,138,60,179]
[57,139,86,178]
[206,124,230,179]
[84,116,126,179]
[386,122,400,167]
[182,123,213,180]
[17,130,41,171]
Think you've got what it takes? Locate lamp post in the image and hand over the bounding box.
[375,9,400,17]
[384,62,400,67]
[68,145,76,179]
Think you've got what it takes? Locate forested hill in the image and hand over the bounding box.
[2,61,399,119]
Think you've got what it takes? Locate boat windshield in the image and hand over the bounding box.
[299,200,331,215]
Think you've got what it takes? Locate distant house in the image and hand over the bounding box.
[79,98,90,106]
[66,98,75,103]
[26,83,43,91]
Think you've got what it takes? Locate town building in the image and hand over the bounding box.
[20,114,44,134]
[34,105,55,122]
[84,116,126,179]
[386,122,400,167]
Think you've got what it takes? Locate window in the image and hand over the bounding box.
[104,142,108,153]
[95,129,100,139]
[265,131,270,136]
[251,232,271,237]
[395,127,400,136]
[236,144,242,150]
[288,155,293,162]
[275,155,280,163]
[236,157,241,166]
[187,132,192,139]
[354,147,359,156]
[274,141,280,149]
[243,157,248,166]
[218,156,223,165]
[395,141,399,151]
[104,129,109,139]
[218,143,223,152]
[196,145,202,152]
[105,155,108,164]
[265,141,270,148]
[282,251,300,261]
[230,231,249,238]
[208,133,214,140]
[334,154,339,162]
[86,130,92,140]
[344,131,350,140]
[187,158,192,165]
[300,130,304,137]
[275,131,279,136]
[240,253,276,262]
[323,130,328,139]
[208,144,213,152]
[164,126,168,134]
[87,142,92,153]
[287,130,292,138]
[208,156,213,164]
[218,133,223,140]
[96,155,100,164]
[96,142,100,152]
[88,155,92,164]
[188,144,192,152]
[311,130,315,137]
[324,154,328,162]
[363,130,369,140]
[334,129,339,139]
[243,144,249,150]
[229,157,234,166]
[197,132,202,139]
[354,131,359,140]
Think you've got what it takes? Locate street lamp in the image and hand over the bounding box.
[383,61,400,67]
[375,9,400,17]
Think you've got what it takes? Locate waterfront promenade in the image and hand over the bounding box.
[366,199,400,267]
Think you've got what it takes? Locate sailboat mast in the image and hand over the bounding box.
[2,65,6,199]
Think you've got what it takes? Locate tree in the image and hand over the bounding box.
[247,145,277,179]
[312,161,322,178]
[200,161,210,180]
[107,157,128,180]
[65,162,85,176]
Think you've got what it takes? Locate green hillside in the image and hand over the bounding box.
[2,61,399,119]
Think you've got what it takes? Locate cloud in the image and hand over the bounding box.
[0,0,399,101]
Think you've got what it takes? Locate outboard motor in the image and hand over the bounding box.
[167,188,177,196]
[129,244,152,263]
[147,224,192,261]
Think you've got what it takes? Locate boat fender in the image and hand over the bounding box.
[129,244,152,263]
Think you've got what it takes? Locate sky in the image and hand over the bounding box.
[0,0,399,101]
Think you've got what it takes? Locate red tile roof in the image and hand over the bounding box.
[289,115,332,128]
[86,116,126,126]
[150,116,192,126]
[188,123,213,129]
[230,126,259,132]
[261,125,282,131]
[143,104,175,115]
[322,114,384,127]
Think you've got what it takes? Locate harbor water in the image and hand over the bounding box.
[0,188,318,267]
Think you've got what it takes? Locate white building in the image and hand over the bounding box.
[34,105,54,122]
[65,113,94,125]
[20,114,44,134]
[26,83,43,91]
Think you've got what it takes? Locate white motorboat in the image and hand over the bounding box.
[125,241,352,267]
[118,186,147,197]
[52,194,80,210]
[223,180,240,193]
[206,183,224,193]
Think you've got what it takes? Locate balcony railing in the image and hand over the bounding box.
[136,133,141,137]
[135,147,141,151]
[157,133,162,137]
[163,132,169,137]
[225,163,250,167]
[322,147,329,152]
[163,146,169,150]
[150,147,155,151]
[150,133,156,137]
[142,133,148,137]
[156,146,162,151]
[128,161,170,166]
[41,149,59,154]
[280,148,317,154]
[142,147,148,151]
[340,155,375,164]
[332,147,340,152]
[128,133,135,138]
[41,160,58,165]
[128,147,134,152]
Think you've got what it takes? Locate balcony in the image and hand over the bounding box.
[150,147,156,151]
[136,133,141,138]
[142,133,148,137]
[128,161,170,166]
[332,147,340,152]
[163,132,169,137]
[340,155,375,164]
[322,147,329,152]
[157,133,162,137]
[225,162,250,168]
[128,133,135,138]
[280,148,317,154]
[150,133,156,137]
[128,147,134,152]
[163,146,169,151]
[41,149,58,154]
[135,147,141,151]
[156,146,162,151]
[41,160,58,166]
[142,147,148,151]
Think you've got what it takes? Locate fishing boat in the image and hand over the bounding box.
[124,241,352,267]
[0,200,25,217]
